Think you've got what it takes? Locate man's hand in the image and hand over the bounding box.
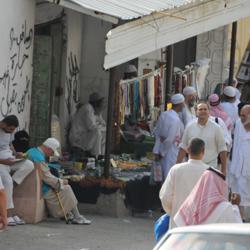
[231,192,241,205]
[160,136,166,143]
[154,154,162,161]
[0,158,16,166]
[16,152,26,159]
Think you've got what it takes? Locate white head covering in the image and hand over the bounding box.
[183,86,196,96]
[125,64,137,73]
[171,93,185,104]
[43,138,60,157]
[223,86,236,97]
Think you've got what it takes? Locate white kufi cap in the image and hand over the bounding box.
[223,86,236,97]
[43,138,60,157]
[183,86,196,96]
[171,93,185,105]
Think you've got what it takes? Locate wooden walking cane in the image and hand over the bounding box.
[54,190,70,224]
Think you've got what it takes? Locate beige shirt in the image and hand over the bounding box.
[179,120,227,167]
[160,159,208,228]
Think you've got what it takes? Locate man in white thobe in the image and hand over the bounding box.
[69,92,106,158]
[220,86,239,128]
[181,86,197,127]
[230,105,250,220]
[153,94,185,179]
[176,101,227,175]
[160,138,208,228]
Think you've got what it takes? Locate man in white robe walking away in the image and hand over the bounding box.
[174,167,242,227]
[230,105,250,220]
[160,138,208,228]
[153,93,185,179]
[176,101,227,175]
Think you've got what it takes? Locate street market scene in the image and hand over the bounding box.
[0,0,250,249]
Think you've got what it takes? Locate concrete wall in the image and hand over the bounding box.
[0,0,35,130]
[138,50,163,76]
[79,15,112,121]
[196,26,229,95]
[60,9,83,146]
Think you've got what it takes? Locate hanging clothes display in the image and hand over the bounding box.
[119,67,165,127]
[173,66,196,94]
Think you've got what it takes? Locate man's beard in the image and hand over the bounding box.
[188,101,195,108]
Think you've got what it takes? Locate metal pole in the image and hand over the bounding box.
[165,45,174,109]
[104,67,116,178]
[229,22,237,85]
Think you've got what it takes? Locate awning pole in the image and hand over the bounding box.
[165,45,174,108]
[229,22,237,85]
[104,67,116,178]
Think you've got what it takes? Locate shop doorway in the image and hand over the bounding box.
[30,21,63,146]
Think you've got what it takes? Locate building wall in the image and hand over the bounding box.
[196,26,229,95]
[0,0,35,129]
[60,9,83,146]
[79,15,111,121]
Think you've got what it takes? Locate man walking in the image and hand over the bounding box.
[176,101,227,175]
[153,94,185,179]
[160,138,208,228]
[230,105,250,220]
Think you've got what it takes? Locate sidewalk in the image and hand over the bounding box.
[0,213,157,250]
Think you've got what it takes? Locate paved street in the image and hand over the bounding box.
[0,213,157,250]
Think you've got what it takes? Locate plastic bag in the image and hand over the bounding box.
[154,213,170,242]
[153,161,162,182]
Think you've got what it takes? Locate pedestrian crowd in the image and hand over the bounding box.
[153,79,250,237]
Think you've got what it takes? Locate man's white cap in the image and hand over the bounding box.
[171,93,185,105]
[43,138,60,157]
[125,64,137,73]
[223,86,236,97]
[183,86,196,96]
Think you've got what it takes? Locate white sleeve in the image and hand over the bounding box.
[159,168,175,214]
[0,176,4,189]
[159,120,180,156]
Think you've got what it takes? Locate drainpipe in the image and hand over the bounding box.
[104,67,116,178]
[165,45,174,108]
[229,22,237,85]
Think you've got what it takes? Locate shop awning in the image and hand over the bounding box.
[50,0,201,20]
[104,0,250,69]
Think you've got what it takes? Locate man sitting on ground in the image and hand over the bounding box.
[0,115,34,226]
[26,138,91,225]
